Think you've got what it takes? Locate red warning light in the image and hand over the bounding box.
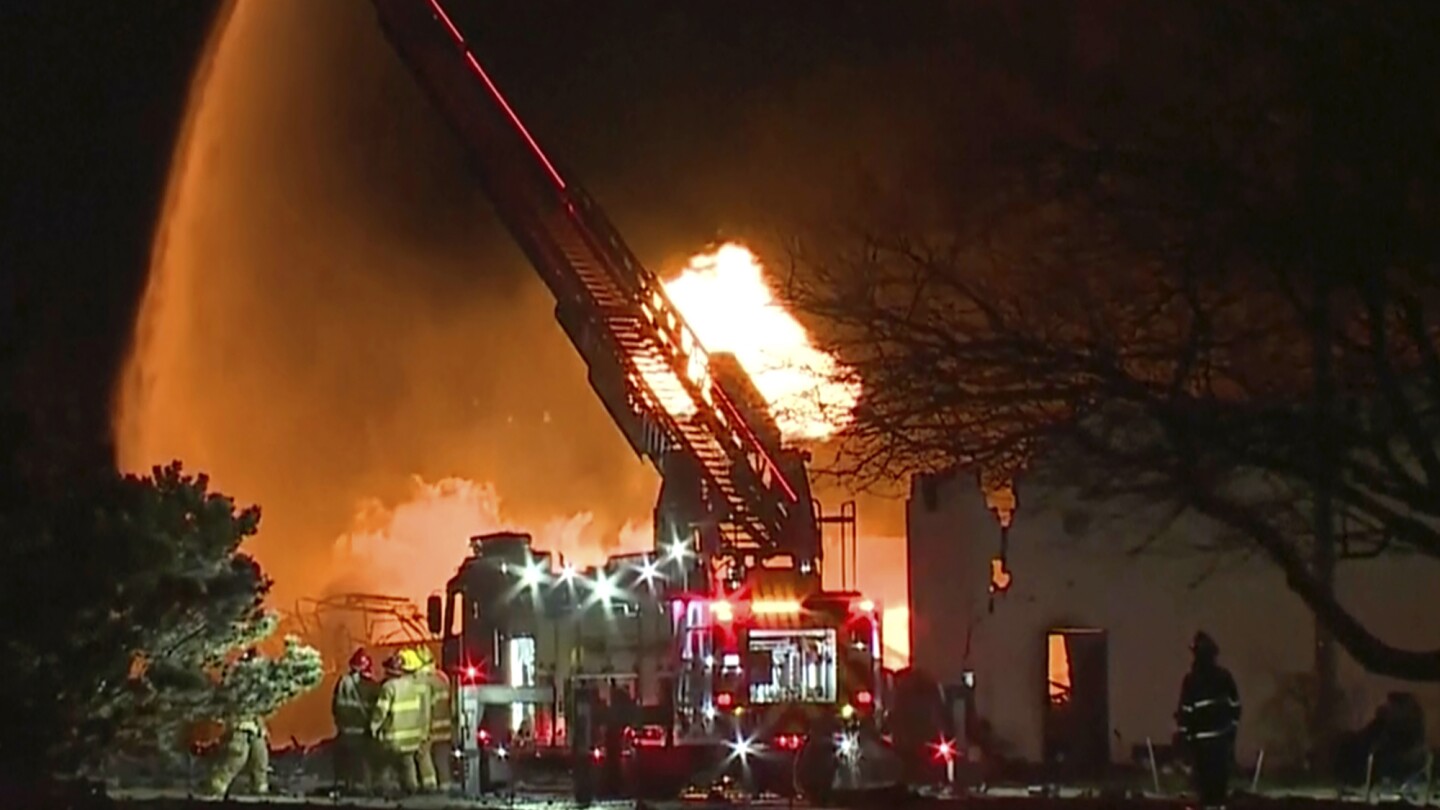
[933,738,956,761]
[855,690,874,706]
[774,733,805,751]
[715,692,734,708]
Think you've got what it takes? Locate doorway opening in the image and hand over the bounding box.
[1043,627,1110,778]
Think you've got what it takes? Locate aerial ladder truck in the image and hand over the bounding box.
[368,0,895,798]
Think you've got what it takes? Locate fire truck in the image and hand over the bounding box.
[367,0,896,796]
[425,533,886,795]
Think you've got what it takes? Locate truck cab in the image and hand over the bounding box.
[427,531,886,795]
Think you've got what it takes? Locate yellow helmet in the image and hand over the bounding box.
[397,648,423,673]
[415,646,435,670]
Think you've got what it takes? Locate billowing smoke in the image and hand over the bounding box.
[116,0,663,612]
[116,0,961,738]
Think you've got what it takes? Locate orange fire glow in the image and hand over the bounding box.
[114,3,908,742]
[661,243,859,442]
[882,605,910,670]
[1047,633,1072,704]
[330,476,651,609]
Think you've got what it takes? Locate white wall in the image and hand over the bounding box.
[906,471,1440,764]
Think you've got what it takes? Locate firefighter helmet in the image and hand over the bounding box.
[1191,631,1219,659]
[349,648,372,672]
[398,648,424,673]
[415,646,435,670]
[383,654,404,675]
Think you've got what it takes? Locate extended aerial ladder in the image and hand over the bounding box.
[369,0,825,588]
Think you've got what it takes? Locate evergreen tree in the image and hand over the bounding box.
[0,448,321,783]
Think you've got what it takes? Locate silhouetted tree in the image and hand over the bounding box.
[0,450,320,784]
[790,3,1440,683]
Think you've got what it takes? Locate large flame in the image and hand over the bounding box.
[661,243,859,442]
[328,242,863,610]
[115,4,905,743]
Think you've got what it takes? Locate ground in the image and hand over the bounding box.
[96,783,1439,810]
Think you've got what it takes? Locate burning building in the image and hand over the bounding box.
[907,470,1440,771]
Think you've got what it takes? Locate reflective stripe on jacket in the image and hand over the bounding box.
[1177,663,1241,742]
[424,669,452,740]
[371,676,428,753]
[234,716,265,736]
[332,671,375,736]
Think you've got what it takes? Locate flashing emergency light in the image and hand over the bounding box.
[591,747,604,762]
[934,737,959,782]
[667,539,690,562]
[463,665,481,681]
[715,692,734,708]
[591,572,619,603]
[520,559,545,588]
[837,733,858,757]
[728,734,756,762]
[559,562,578,584]
[839,704,855,720]
[857,598,876,613]
[495,746,509,759]
[752,599,801,615]
[711,600,734,623]
[638,557,662,584]
[774,733,804,751]
[855,690,874,706]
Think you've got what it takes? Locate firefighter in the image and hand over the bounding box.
[370,652,428,796]
[1175,631,1241,809]
[398,647,438,793]
[205,648,269,796]
[414,646,452,793]
[332,647,378,794]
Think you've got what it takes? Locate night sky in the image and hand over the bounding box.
[3,0,1190,635]
[9,0,1440,747]
[4,2,219,436]
[0,0,1130,448]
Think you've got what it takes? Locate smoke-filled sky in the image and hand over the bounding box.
[5,0,1305,741]
[111,0,1005,618]
[10,0,1179,652]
